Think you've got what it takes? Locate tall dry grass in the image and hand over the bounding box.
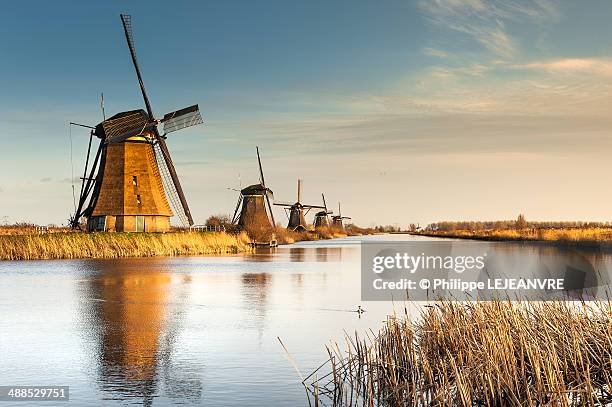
[0,223,71,236]
[273,226,350,245]
[419,227,612,244]
[307,301,612,406]
[247,225,376,245]
[0,231,251,261]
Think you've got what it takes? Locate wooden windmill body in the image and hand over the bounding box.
[236,184,274,229]
[231,147,276,230]
[313,193,333,229]
[275,180,325,232]
[71,16,204,233]
[331,202,351,230]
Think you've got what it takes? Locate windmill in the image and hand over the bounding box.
[274,180,325,232]
[331,202,351,230]
[69,14,203,233]
[313,193,333,229]
[231,147,276,230]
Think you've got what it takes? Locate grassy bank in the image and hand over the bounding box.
[274,227,349,245]
[245,225,377,245]
[0,231,251,261]
[307,300,612,406]
[415,227,612,245]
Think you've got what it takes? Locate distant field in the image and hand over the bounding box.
[416,227,612,244]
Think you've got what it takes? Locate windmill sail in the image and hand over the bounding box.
[256,146,275,226]
[162,105,204,134]
[153,143,193,227]
[120,14,154,118]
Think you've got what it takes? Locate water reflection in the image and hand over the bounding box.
[241,273,271,346]
[80,259,201,406]
[245,246,344,263]
[481,243,610,299]
[289,248,306,262]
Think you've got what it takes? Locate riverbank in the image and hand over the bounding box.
[414,228,612,247]
[308,300,612,406]
[0,231,252,261]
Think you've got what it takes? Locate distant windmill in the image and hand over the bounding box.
[70,14,203,232]
[331,202,351,230]
[274,180,325,232]
[313,193,333,229]
[231,147,276,230]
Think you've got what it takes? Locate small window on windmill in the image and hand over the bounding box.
[132,176,138,186]
[136,195,142,205]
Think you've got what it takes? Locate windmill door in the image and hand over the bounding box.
[136,216,145,232]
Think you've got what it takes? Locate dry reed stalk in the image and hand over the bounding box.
[307,300,612,406]
[0,231,251,261]
[418,227,612,244]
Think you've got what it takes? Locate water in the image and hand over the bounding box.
[0,234,610,406]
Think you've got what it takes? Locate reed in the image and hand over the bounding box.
[0,231,251,261]
[307,300,612,406]
[418,227,612,244]
[273,227,350,245]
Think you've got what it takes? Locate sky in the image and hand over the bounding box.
[1,0,612,228]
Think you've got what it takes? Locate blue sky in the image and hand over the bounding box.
[2,0,612,227]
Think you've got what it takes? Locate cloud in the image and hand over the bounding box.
[428,63,490,78]
[419,0,559,58]
[514,58,612,76]
[422,47,450,58]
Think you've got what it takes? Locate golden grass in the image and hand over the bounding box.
[273,227,349,245]
[0,231,251,261]
[0,224,71,236]
[308,300,612,406]
[418,227,612,244]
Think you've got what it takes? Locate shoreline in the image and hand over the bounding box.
[0,231,252,261]
[412,230,612,249]
[0,229,363,261]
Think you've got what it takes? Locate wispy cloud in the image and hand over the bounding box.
[514,58,612,76]
[419,0,559,58]
[422,47,450,58]
[428,63,491,78]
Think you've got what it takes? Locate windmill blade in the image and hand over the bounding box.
[302,204,326,209]
[265,191,275,227]
[273,202,294,207]
[322,193,327,212]
[256,146,266,186]
[153,137,194,226]
[71,139,104,228]
[255,146,275,227]
[265,188,274,201]
[231,195,243,224]
[120,14,154,119]
[162,104,204,134]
